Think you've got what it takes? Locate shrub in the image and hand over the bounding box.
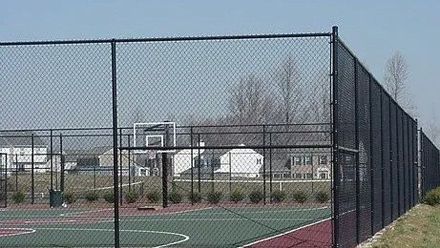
[315,191,330,203]
[103,192,115,203]
[189,192,202,203]
[249,190,263,204]
[146,191,161,203]
[423,188,440,206]
[271,190,287,203]
[64,192,76,204]
[292,191,308,204]
[12,191,25,204]
[125,191,139,204]
[169,191,183,204]
[207,191,223,204]
[230,190,245,203]
[84,191,99,202]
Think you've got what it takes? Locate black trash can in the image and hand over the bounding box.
[49,190,64,208]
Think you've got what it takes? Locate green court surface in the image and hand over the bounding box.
[0,205,331,247]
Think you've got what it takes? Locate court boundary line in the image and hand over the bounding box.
[0,228,36,238]
[36,227,189,248]
[239,217,332,247]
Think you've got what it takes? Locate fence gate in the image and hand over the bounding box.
[0,153,7,208]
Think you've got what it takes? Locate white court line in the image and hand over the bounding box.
[36,227,189,248]
[239,217,332,248]
[175,206,329,216]
[0,228,36,238]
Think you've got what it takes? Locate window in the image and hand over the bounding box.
[295,173,302,179]
[319,173,327,179]
[294,157,302,166]
[283,173,291,179]
[256,158,262,165]
[305,156,312,165]
[306,173,313,179]
[319,155,328,165]
[273,174,282,179]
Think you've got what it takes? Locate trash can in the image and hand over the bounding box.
[49,190,63,208]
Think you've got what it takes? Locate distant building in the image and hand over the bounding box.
[0,132,48,173]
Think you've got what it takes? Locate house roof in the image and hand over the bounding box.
[0,132,46,147]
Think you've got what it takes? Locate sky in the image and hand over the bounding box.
[1,0,440,131]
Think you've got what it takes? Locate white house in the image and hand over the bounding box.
[173,142,205,177]
[215,145,263,178]
[0,133,48,172]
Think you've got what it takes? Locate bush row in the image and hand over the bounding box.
[10,189,329,205]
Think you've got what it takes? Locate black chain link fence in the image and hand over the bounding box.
[0,26,439,248]
[333,26,440,248]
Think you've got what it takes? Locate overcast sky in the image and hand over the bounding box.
[2,0,439,129]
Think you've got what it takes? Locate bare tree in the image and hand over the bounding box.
[384,51,417,116]
[228,74,274,125]
[274,56,302,124]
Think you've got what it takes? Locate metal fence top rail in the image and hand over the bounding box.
[0,32,331,46]
[0,122,332,134]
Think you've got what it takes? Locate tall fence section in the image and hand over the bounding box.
[0,27,439,248]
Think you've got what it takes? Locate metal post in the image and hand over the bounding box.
[354,59,360,244]
[15,154,18,192]
[389,98,394,220]
[263,125,266,205]
[111,40,120,248]
[396,107,401,216]
[50,129,53,191]
[269,133,273,204]
[229,152,232,195]
[368,74,374,236]
[60,133,64,192]
[93,161,97,189]
[380,89,385,228]
[31,134,35,204]
[331,26,340,248]
[190,127,194,205]
[211,150,215,193]
[127,134,131,192]
[162,124,170,208]
[119,128,123,206]
[197,134,201,193]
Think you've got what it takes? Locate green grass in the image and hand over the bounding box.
[372,204,440,248]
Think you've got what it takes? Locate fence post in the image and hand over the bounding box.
[229,152,232,195]
[263,125,266,205]
[162,123,170,208]
[380,89,385,228]
[111,40,120,248]
[50,129,53,191]
[119,128,123,206]
[354,58,360,244]
[389,99,394,220]
[368,74,375,236]
[31,133,35,204]
[197,134,201,193]
[60,133,64,192]
[269,132,273,204]
[396,107,401,216]
[15,154,18,192]
[331,25,340,248]
[190,127,194,204]
[127,134,131,192]
[211,150,215,193]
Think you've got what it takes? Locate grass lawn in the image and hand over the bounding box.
[372,204,440,248]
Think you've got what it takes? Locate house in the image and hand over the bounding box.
[215,145,263,178]
[288,151,332,180]
[98,148,148,176]
[173,142,205,177]
[178,144,264,178]
[0,132,48,173]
